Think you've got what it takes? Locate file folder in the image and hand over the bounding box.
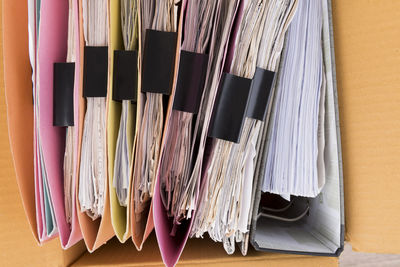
[153,0,243,265]
[108,0,138,243]
[75,0,114,252]
[130,0,180,251]
[33,0,83,247]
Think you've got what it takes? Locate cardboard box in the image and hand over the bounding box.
[1,0,399,266]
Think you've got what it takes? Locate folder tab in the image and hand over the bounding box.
[173,50,209,114]
[208,72,252,143]
[247,68,275,121]
[141,29,178,95]
[83,46,108,97]
[53,62,75,127]
[112,50,138,102]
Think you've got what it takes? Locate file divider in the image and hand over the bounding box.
[53,62,75,126]
[208,72,252,143]
[83,46,108,97]
[172,50,209,114]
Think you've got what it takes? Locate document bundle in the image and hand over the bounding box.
[6,0,344,265]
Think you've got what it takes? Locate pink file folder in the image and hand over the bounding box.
[153,0,243,265]
[36,0,82,248]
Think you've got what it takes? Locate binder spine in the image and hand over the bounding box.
[172,50,209,114]
[53,62,75,126]
[112,50,138,102]
[141,29,178,95]
[246,67,275,121]
[83,46,108,97]
[208,72,252,143]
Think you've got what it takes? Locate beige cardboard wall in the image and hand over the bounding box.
[72,234,338,267]
[0,85,83,267]
[332,0,400,254]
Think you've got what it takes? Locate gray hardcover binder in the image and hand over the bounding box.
[249,0,345,257]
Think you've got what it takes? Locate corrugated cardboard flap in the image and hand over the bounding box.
[332,0,400,254]
[2,0,39,244]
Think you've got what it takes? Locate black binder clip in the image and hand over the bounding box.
[53,62,75,127]
[112,50,138,102]
[83,46,108,97]
[173,50,209,114]
[208,72,252,143]
[141,29,178,95]
[246,67,275,121]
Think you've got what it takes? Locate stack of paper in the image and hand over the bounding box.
[174,0,241,223]
[262,0,326,198]
[158,0,217,225]
[63,0,77,226]
[132,0,176,221]
[79,97,107,219]
[235,0,298,253]
[191,0,299,254]
[78,0,109,220]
